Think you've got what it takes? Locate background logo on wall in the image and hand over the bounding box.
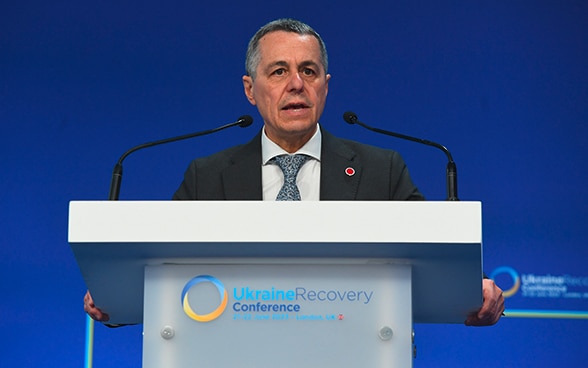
[490,265,588,319]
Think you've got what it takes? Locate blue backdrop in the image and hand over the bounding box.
[2,1,587,367]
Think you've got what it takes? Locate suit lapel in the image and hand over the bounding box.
[320,129,361,200]
[221,131,263,200]
[218,128,361,200]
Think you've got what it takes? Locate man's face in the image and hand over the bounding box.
[242,31,330,152]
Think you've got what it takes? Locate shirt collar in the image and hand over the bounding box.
[261,124,322,165]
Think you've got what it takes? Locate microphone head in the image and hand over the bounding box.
[238,115,254,128]
[343,111,358,124]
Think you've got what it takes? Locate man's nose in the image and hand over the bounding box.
[286,72,304,91]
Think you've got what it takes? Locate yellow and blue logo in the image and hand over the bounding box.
[181,275,228,322]
[490,266,521,298]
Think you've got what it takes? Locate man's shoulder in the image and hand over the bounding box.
[322,129,400,160]
[189,132,261,169]
[195,143,247,165]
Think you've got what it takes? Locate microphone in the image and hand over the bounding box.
[108,115,254,200]
[343,111,458,201]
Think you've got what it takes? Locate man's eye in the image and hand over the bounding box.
[273,69,286,76]
[302,68,315,76]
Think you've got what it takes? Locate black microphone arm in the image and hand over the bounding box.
[108,115,254,200]
[343,111,458,201]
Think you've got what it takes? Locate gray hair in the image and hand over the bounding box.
[245,18,329,79]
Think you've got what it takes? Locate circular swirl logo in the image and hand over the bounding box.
[490,266,521,298]
[181,275,228,322]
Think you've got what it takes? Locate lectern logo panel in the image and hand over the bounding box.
[181,275,228,322]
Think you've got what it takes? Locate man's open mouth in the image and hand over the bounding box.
[282,103,309,110]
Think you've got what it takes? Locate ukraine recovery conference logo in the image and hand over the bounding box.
[490,266,521,298]
[181,275,228,322]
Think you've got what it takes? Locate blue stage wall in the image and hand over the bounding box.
[2,1,587,366]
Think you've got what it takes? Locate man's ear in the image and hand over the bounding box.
[242,75,257,106]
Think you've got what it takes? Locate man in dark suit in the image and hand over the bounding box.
[85,18,504,326]
[172,18,423,202]
[172,128,423,201]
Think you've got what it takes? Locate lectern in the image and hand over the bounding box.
[69,201,483,368]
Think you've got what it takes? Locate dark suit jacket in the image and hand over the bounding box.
[173,128,424,201]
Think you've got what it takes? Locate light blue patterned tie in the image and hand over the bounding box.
[271,154,309,201]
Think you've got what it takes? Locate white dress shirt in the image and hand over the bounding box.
[261,126,321,201]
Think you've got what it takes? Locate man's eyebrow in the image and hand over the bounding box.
[299,60,321,69]
[264,60,289,72]
[264,60,322,72]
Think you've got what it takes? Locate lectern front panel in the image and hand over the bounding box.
[143,262,413,368]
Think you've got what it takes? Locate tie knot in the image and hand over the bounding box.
[272,154,309,181]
